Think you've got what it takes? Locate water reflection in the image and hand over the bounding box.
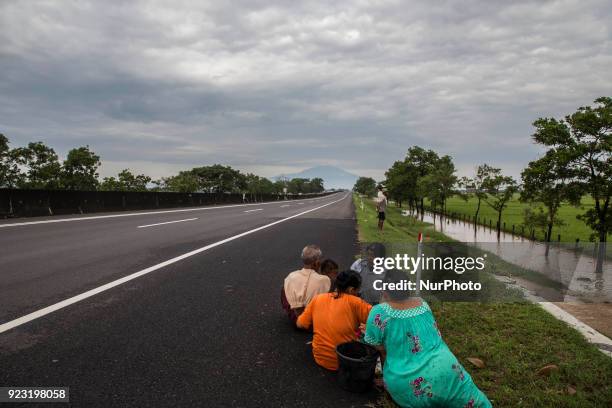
[421,212,611,302]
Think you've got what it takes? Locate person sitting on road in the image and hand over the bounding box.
[281,245,331,325]
[350,243,387,305]
[296,270,372,371]
[363,269,492,408]
[320,259,339,291]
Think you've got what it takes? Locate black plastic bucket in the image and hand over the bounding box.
[336,341,380,393]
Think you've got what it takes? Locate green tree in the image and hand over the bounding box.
[258,177,276,195]
[481,166,517,237]
[160,171,200,193]
[460,164,493,222]
[308,177,325,193]
[421,155,457,213]
[244,173,275,200]
[60,146,101,190]
[353,176,377,197]
[403,146,439,214]
[0,134,25,188]
[522,207,550,239]
[521,151,581,243]
[15,141,62,189]
[273,178,289,195]
[531,97,611,244]
[190,165,246,193]
[384,160,411,208]
[100,169,151,191]
[287,178,309,194]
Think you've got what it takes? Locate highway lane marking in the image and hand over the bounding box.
[244,209,263,213]
[137,218,198,228]
[0,194,339,229]
[0,194,348,334]
[280,205,290,208]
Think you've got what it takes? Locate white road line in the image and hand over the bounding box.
[280,205,290,208]
[0,194,339,229]
[0,194,348,334]
[137,218,198,228]
[244,209,263,213]
[297,202,304,205]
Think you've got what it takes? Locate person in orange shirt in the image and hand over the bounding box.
[297,270,372,371]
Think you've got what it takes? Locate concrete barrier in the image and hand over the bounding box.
[0,188,333,218]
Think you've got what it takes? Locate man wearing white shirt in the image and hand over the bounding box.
[375,185,387,231]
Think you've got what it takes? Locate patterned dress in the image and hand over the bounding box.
[363,301,492,408]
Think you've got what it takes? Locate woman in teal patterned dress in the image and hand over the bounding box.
[363,270,492,408]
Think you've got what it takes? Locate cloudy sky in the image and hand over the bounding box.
[1,0,610,181]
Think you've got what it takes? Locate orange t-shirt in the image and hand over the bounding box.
[297,292,372,370]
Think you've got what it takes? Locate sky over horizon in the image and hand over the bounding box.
[1,0,611,182]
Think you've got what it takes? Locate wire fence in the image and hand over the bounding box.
[423,206,591,244]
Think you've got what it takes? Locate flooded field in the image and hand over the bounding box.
[421,213,611,303]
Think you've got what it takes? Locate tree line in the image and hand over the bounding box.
[154,166,324,196]
[0,135,324,196]
[354,97,611,246]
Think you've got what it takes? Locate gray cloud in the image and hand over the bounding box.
[1,0,611,181]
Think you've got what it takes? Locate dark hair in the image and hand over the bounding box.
[321,259,339,274]
[334,270,362,297]
[365,242,386,258]
[383,269,412,301]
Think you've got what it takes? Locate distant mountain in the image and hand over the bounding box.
[274,165,359,189]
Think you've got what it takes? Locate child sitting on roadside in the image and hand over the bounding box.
[296,270,372,370]
[320,259,339,291]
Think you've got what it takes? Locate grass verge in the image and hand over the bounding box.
[354,194,612,407]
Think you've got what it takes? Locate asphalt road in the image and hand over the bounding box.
[0,193,377,407]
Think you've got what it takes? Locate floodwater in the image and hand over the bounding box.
[421,212,611,302]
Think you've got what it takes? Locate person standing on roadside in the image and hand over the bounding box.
[376,185,387,231]
[377,185,385,200]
